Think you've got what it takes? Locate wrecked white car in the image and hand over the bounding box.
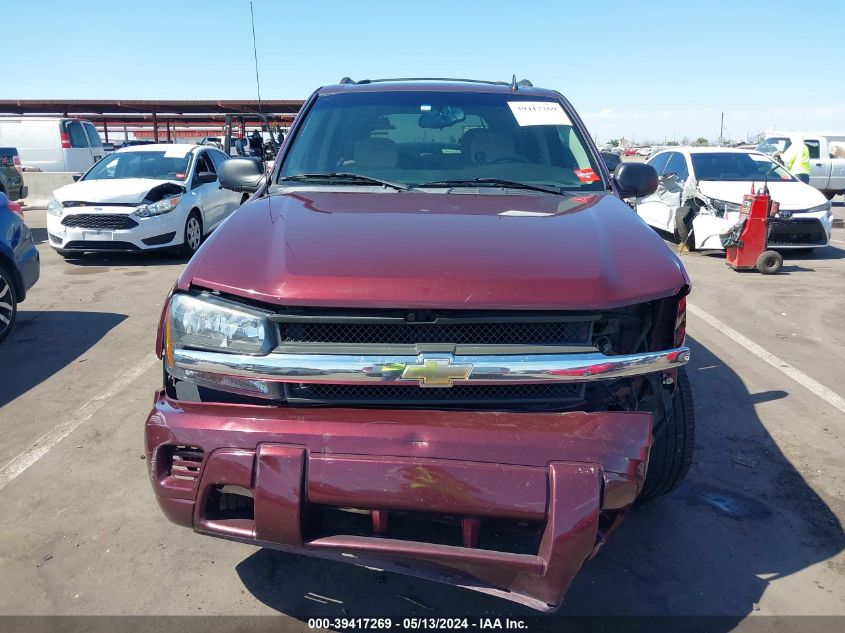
[634,148,834,251]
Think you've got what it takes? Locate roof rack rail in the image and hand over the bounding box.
[338,77,515,86]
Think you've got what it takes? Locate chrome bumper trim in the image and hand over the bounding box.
[170,347,690,388]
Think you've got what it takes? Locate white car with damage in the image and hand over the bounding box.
[635,147,833,251]
[46,144,248,256]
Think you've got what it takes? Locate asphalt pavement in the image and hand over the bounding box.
[0,204,843,629]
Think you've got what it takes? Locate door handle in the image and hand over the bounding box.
[815,162,822,166]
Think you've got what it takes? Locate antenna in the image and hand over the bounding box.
[249,2,268,138]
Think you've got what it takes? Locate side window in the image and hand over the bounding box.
[664,152,689,181]
[804,139,820,160]
[647,152,671,175]
[193,152,216,184]
[208,149,228,171]
[65,121,90,148]
[83,123,103,148]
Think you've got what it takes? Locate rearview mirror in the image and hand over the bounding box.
[195,171,217,185]
[218,158,264,193]
[613,162,658,198]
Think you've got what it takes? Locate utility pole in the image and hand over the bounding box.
[720,112,725,146]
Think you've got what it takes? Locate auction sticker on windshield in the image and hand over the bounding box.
[508,101,571,126]
[574,168,600,183]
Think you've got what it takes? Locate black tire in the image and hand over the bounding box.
[0,264,18,344]
[181,210,203,256]
[674,205,694,246]
[640,368,695,499]
[756,250,783,274]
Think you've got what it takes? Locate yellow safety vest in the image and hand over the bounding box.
[784,143,811,176]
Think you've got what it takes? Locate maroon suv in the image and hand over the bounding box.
[146,78,693,611]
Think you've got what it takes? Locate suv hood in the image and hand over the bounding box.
[697,180,827,210]
[182,190,688,310]
[53,178,180,205]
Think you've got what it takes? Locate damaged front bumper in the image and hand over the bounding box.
[146,395,651,611]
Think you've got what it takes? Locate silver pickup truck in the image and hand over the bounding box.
[757,132,845,199]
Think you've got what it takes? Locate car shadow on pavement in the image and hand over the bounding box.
[0,310,126,407]
[234,335,843,628]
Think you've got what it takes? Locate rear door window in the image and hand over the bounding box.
[83,123,103,149]
[65,121,90,148]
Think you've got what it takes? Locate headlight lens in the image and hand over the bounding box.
[705,197,742,214]
[168,293,274,357]
[798,201,832,215]
[47,198,63,217]
[136,194,182,218]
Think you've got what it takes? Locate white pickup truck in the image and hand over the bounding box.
[757,132,845,199]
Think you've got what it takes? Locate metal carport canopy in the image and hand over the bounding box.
[0,99,304,116]
[0,99,305,144]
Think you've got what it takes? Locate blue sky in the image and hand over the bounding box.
[3,0,843,142]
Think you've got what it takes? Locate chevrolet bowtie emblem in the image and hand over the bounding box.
[401,356,473,388]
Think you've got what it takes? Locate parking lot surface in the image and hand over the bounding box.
[1,205,843,627]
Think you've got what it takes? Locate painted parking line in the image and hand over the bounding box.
[0,352,159,492]
[688,304,845,417]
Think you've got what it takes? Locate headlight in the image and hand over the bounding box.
[136,194,182,218]
[705,197,741,214]
[166,293,275,360]
[47,198,63,217]
[798,201,832,215]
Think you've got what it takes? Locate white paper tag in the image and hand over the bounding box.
[507,101,571,126]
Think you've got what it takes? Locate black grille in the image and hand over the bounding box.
[48,233,62,245]
[286,382,584,405]
[62,241,139,251]
[283,320,593,346]
[61,214,138,230]
[768,219,827,246]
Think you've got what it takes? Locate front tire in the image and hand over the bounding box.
[181,211,203,256]
[674,205,695,247]
[640,368,695,499]
[0,265,18,343]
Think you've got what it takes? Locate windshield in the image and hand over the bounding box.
[84,150,192,181]
[279,91,604,192]
[690,152,794,182]
[756,137,790,155]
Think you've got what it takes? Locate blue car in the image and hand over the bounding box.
[0,192,39,342]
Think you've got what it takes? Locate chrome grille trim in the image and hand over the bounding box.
[170,347,690,392]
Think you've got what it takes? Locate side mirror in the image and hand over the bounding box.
[195,171,217,185]
[218,158,264,193]
[613,162,658,198]
[72,173,84,182]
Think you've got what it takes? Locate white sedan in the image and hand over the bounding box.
[635,147,834,251]
[46,144,248,256]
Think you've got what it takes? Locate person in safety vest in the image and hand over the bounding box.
[780,134,811,184]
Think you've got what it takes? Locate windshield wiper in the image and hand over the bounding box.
[279,172,409,191]
[417,178,562,195]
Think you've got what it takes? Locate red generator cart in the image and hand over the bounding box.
[723,190,783,274]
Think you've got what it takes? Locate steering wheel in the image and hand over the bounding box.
[484,155,533,165]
